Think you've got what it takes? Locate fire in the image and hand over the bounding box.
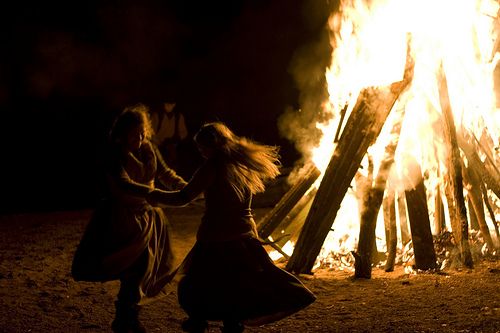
[271,0,500,271]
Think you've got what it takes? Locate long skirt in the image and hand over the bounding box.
[71,199,176,304]
[177,237,316,326]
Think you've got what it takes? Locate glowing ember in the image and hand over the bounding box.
[271,0,500,270]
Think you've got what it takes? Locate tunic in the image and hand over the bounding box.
[71,141,186,303]
[153,157,316,324]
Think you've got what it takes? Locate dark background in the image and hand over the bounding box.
[0,0,336,214]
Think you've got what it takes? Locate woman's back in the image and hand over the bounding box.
[196,158,256,242]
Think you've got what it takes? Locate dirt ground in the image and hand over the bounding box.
[0,205,499,333]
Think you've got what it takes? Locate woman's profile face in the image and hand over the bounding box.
[126,124,146,152]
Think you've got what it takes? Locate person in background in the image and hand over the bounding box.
[148,122,316,333]
[71,104,187,333]
[150,98,188,173]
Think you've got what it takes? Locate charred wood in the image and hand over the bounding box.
[438,67,473,268]
[463,163,496,252]
[434,188,446,235]
[397,191,411,245]
[481,182,500,243]
[384,185,398,272]
[458,133,500,201]
[257,163,320,239]
[467,196,479,231]
[354,102,405,278]
[286,40,414,275]
[403,157,438,270]
[272,188,318,249]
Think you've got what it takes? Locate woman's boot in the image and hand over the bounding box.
[111,301,147,333]
[221,319,244,333]
[181,317,208,333]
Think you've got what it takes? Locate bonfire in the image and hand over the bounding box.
[258,0,500,278]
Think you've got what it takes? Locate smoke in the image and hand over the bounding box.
[278,0,339,165]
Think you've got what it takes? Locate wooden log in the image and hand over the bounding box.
[434,187,446,235]
[272,188,318,249]
[433,143,446,235]
[467,196,480,230]
[438,67,473,268]
[383,196,391,255]
[403,157,437,270]
[257,163,320,239]
[384,184,398,272]
[334,104,349,143]
[354,157,380,264]
[286,41,414,275]
[481,182,500,244]
[397,191,411,245]
[463,163,495,252]
[354,102,406,278]
[475,131,500,182]
[458,133,500,201]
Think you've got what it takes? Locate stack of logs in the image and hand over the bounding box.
[257,40,500,279]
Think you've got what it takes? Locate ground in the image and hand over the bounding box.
[0,205,499,333]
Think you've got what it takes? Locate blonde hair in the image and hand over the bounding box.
[109,103,154,144]
[194,122,281,200]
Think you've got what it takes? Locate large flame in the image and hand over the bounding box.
[272,0,500,270]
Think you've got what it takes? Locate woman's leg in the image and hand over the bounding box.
[112,252,148,333]
[178,276,208,332]
[221,319,244,333]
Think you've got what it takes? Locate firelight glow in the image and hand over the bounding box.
[271,0,500,270]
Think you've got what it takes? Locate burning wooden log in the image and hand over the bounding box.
[463,162,496,252]
[481,182,500,242]
[438,67,474,268]
[263,189,319,262]
[383,183,397,272]
[286,46,414,275]
[467,196,479,230]
[397,191,411,245]
[435,188,446,235]
[353,101,406,278]
[433,144,446,235]
[475,131,500,186]
[458,133,500,201]
[257,163,320,239]
[354,157,384,265]
[271,188,318,249]
[403,157,438,270]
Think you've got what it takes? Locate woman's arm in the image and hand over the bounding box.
[148,160,214,207]
[108,164,153,197]
[152,143,187,190]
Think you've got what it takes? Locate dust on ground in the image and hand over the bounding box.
[0,206,499,333]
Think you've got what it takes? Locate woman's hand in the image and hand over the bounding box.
[147,188,168,207]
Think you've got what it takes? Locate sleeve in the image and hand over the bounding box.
[148,160,214,207]
[107,154,153,197]
[152,143,188,190]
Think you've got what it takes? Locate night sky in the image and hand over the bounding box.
[0,0,336,214]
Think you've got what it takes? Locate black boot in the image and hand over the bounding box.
[181,317,208,333]
[221,320,244,333]
[111,301,147,333]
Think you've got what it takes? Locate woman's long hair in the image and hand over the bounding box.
[194,122,280,200]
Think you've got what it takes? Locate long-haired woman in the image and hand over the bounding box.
[149,122,316,333]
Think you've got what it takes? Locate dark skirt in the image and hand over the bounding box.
[71,199,176,303]
[177,237,316,326]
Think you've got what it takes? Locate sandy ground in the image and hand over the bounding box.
[0,205,499,333]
